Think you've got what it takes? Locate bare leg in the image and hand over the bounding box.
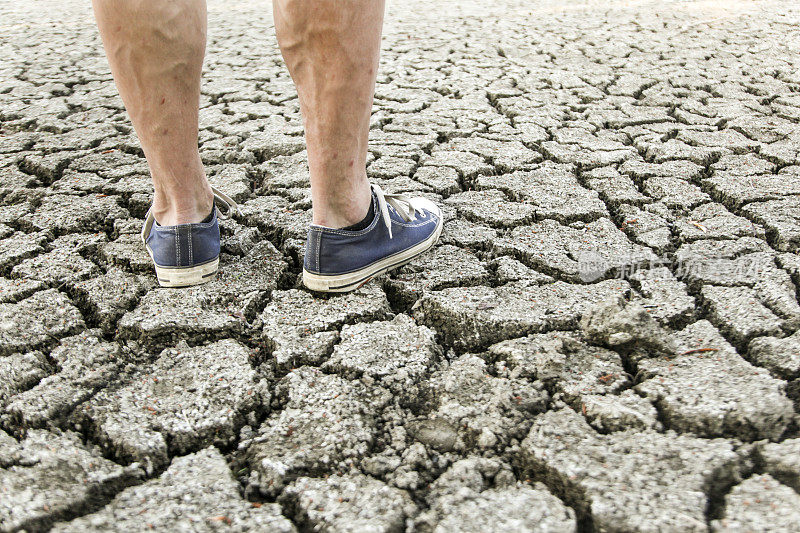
[92,0,212,226]
[274,0,385,228]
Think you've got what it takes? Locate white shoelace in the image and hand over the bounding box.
[140,186,238,244]
[372,183,421,239]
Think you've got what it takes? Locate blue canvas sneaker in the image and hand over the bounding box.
[141,187,237,288]
[302,183,443,292]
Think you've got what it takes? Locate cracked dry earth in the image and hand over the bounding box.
[2,0,800,531]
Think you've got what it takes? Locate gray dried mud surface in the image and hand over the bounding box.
[2,0,800,531]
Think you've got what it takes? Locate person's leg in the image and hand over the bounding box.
[273,0,384,229]
[92,0,212,226]
[276,0,443,293]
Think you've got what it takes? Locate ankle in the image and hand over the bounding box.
[312,186,373,229]
[152,188,214,226]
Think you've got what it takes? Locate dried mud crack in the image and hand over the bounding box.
[2,0,800,531]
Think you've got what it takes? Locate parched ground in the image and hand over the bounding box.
[2,0,800,531]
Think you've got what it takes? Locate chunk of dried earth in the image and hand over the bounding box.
[50,447,294,533]
[0,289,84,355]
[414,279,630,351]
[243,366,391,497]
[409,354,547,452]
[69,267,153,333]
[21,194,128,235]
[476,163,608,223]
[710,474,800,532]
[4,331,132,428]
[495,218,657,282]
[636,320,793,440]
[756,438,800,492]
[580,295,676,355]
[748,331,800,380]
[0,350,52,410]
[322,314,441,395]
[0,430,141,532]
[515,408,741,531]
[280,474,416,533]
[261,283,390,368]
[414,458,577,533]
[76,339,268,473]
[386,244,489,307]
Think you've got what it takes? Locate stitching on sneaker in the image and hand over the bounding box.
[315,229,320,272]
[304,229,319,272]
[175,227,180,268]
[187,226,193,266]
[392,218,437,228]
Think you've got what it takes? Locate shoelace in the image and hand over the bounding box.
[372,183,420,239]
[140,186,238,244]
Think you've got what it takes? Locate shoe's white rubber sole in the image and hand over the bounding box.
[153,258,219,288]
[302,218,443,293]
